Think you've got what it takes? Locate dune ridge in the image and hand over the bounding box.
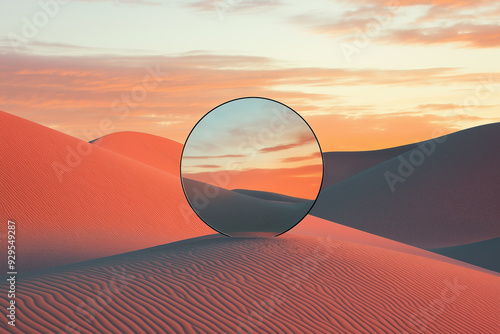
[0,110,211,273]
[293,216,499,276]
[231,189,309,203]
[92,131,183,175]
[322,142,421,188]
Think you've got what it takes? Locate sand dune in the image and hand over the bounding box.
[182,178,312,236]
[1,110,498,332]
[322,142,420,188]
[231,189,309,203]
[293,216,499,276]
[1,233,498,333]
[0,111,211,273]
[2,110,498,275]
[312,123,500,249]
[92,131,182,175]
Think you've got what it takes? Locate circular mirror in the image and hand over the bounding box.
[181,97,323,237]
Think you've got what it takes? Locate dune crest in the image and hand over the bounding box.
[0,111,211,273]
[92,131,182,175]
[322,142,421,188]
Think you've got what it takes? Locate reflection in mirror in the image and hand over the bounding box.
[181,97,323,237]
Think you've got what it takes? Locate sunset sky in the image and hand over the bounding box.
[1,0,499,151]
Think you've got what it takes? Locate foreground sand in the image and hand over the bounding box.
[1,233,498,333]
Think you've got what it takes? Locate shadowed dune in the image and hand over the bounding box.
[231,189,310,203]
[92,131,183,175]
[0,111,211,273]
[322,142,421,188]
[312,123,500,249]
[1,233,498,333]
[182,178,312,235]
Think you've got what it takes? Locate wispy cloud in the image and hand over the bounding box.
[183,154,246,159]
[382,23,500,48]
[190,164,221,168]
[281,152,322,163]
[77,0,163,6]
[416,103,498,111]
[294,0,500,48]
[352,0,496,8]
[188,0,282,13]
[260,134,316,153]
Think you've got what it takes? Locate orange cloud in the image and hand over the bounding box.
[1,52,498,151]
[349,0,496,8]
[184,154,247,159]
[260,134,316,153]
[416,103,498,111]
[383,23,500,48]
[296,0,500,48]
[281,152,322,163]
[192,164,221,168]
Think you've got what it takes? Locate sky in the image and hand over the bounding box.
[181,97,323,198]
[0,0,499,151]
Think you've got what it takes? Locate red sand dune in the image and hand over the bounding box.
[293,215,498,276]
[312,123,500,249]
[1,233,498,333]
[0,110,211,273]
[92,131,183,175]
